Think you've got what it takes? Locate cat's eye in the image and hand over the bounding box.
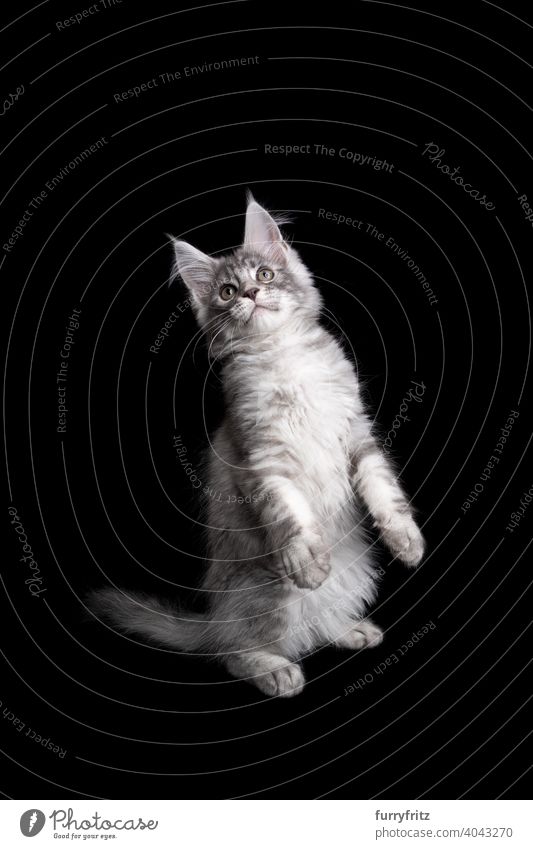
[220,284,237,301]
[257,267,274,282]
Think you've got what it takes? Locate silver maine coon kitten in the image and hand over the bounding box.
[92,195,425,697]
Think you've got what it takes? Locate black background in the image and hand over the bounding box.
[1,0,532,799]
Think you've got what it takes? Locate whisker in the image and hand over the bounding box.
[183,310,224,370]
[206,316,233,366]
[192,311,229,367]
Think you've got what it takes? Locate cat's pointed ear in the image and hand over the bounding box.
[244,193,289,264]
[171,239,216,301]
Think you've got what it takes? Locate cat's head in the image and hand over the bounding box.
[171,194,321,352]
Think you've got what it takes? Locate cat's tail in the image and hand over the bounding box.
[88,588,212,652]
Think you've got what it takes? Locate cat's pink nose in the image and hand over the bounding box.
[243,287,260,301]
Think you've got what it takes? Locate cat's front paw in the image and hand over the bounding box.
[380,514,425,567]
[280,532,331,589]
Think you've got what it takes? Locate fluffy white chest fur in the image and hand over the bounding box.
[226,331,360,523]
[219,331,380,659]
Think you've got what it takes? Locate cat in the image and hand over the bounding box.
[91,194,425,697]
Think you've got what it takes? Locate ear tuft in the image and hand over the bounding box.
[171,238,216,301]
[244,197,289,264]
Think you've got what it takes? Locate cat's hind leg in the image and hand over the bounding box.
[335,619,384,650]
[224,650,305,698]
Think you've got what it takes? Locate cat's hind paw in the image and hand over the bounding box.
[257,662,306,698]
[335,620,384,650]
